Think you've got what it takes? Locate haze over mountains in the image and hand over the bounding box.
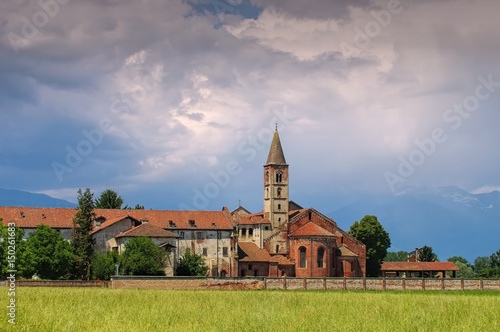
[1,186,498,262]
[330,186,500,263]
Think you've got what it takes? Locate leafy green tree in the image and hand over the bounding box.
[384,251,408,262]
[418,246,438,262]
[0,223,26,278]
[476,266,500,278]
[95,189,124,209]
[121,237,166,275]
[473,256,491,275]
[22,225,74,279]
[447,256,468,265]
[473,251,500,278]
[92,251,120,280]
[176,250,209,276]
[348,215,391,277]
[490,250,500,268]
[447,256,473,278]
[454,261,475,278]
[72,188,96,280]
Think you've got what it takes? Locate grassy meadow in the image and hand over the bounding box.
[1,287,499,331]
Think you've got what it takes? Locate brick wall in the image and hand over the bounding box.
[17,277,496,291]
[7,280,109,287]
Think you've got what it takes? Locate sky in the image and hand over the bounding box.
[1,0,500,217]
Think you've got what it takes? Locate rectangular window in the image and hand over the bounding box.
[242,228,246,237]
[217,232,222,239]
[197,232,202,240]
[179,231,185,239]
[300,247,307,268]
[222,247,228,257]
[203,248,208,256]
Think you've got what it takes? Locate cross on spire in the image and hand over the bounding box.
[275,122,278,131]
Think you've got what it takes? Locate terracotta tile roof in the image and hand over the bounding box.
[90,216,138,234]
[0,207,76,228]
[0,206,234,230]
[236,213,271,225]
[238,242,272,262]
[381,262,460,272]
[337,244,357,257]
[270,255,294,265]
[289,221,335,237]
[115,223,177,238]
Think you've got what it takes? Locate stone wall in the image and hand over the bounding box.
[110,277,500,291]
[6,280,109,287]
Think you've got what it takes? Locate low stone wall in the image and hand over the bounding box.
[7,277,500,291]
[110,276,265,290]
[5,280,109,287]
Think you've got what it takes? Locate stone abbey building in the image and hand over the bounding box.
[0,130,366,278]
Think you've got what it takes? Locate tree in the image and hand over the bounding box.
[22,224,74,279]
[123,204,145,210]
[0,223,26,278]
[95,189,123,209]
[473,256,491,275]
[72,188,96,280]
[447,256,473,278]
[418,246,438,262]
[92,251,120,280]
[384,251,408,262]
[490,250,500,268]
[121,237,166,275]
[447,256,468,265]
[474,251,500,278]
[176,250,209,276]
[348,215,391,277]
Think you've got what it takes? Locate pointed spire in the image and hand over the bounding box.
[266,129,287,165]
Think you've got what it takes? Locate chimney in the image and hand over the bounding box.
[41,214,46,219]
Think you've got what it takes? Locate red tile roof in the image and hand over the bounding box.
[238,242,272,262]
[115,223,177,238]
[337,244,357,257]
[0,207,77,228]
[381,262,460,272]
[270,255,294,265]
[236,213,271,225]
[0,206,234,230]
[289,221,335,237]
[90,216,138,234]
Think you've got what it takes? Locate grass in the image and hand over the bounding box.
[1,288,499,331]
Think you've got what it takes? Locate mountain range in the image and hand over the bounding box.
[329,186,500,263]
[0,188,76,208]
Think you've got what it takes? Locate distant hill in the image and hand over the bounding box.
[0,188,76,208]
[328,186,500,263]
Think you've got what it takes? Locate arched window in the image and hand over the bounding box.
[266,171,269,183]
[317,247,325,268]
[276,245,279,253]
[277,187,282,197]
[276,171,283,183]
[299,247,307,268]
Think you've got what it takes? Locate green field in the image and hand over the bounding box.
[1,288,500,331]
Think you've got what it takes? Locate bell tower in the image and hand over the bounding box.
[264,128,289,234]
